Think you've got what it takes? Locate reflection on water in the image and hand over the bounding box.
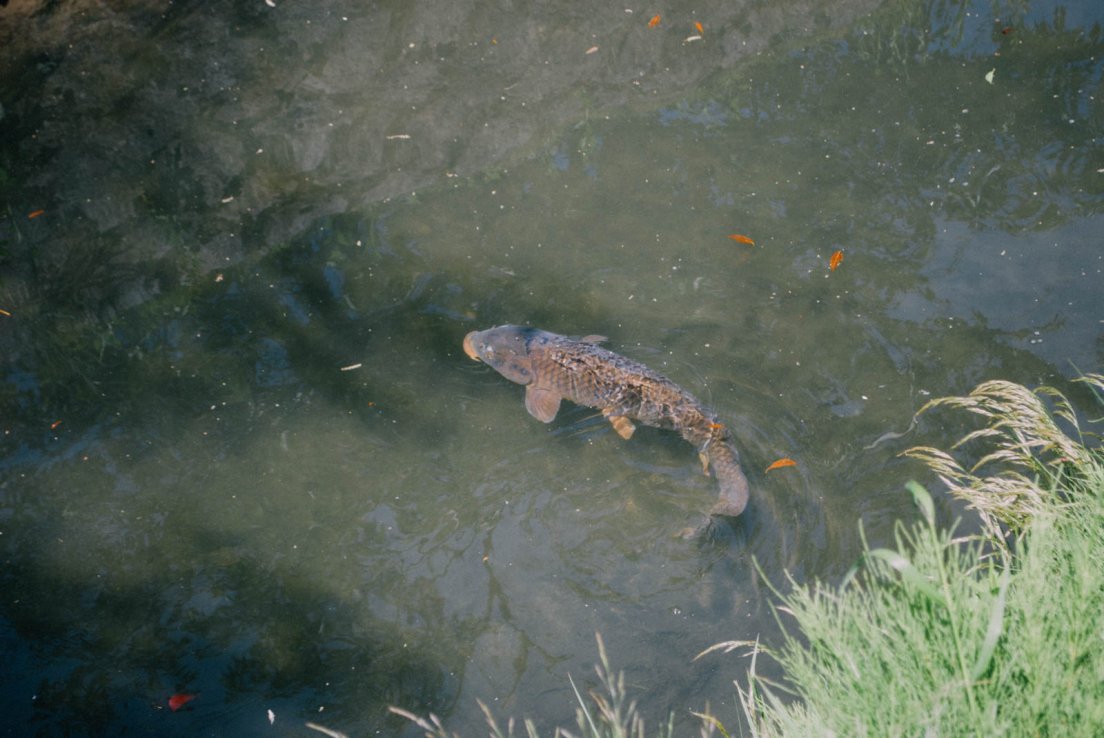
[1,0,1103,734]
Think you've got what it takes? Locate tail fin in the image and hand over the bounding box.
[706,442,750,517]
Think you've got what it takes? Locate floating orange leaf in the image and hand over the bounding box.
[765,457,797,472]
[648,14,661,28]
[168,693,196,712]
[829,249,844,271]
[28,209,45,219]
[727,234,755,245]
[694,21,704,33]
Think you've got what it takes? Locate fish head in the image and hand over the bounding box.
[462,325,539,385]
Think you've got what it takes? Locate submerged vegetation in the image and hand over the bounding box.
[393,375,1104,736]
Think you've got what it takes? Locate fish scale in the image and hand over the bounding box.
[463,325,749,518]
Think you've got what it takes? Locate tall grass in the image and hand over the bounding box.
[902,376,1103,542]
[389,633,708,738]
[724,375,1104,736]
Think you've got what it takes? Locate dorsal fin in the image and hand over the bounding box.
[578,334,608,345]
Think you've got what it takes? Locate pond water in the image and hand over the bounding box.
[1,0,1102,735]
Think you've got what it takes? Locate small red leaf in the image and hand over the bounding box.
[727,234,755,245]
[648,15,661,28]
[168,693,196,712]
[829,249,844,271]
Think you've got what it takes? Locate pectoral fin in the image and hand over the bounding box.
[603,410,636,440]
[525,387,562,423]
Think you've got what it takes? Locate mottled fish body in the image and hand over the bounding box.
[462,325,749,517]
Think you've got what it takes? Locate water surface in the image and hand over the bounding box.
[1,0,1102,735]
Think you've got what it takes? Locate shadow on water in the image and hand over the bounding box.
[1,0,1103,734]
[3,513,462,735]
[0,220,477,734]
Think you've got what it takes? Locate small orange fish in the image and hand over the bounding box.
[648,14,661,28]
[829,249,844,271]
[727,234,755,245]
[168,693,196,712]
[765,458,797,472]
[694,21,704,33]
[28,209,45,219]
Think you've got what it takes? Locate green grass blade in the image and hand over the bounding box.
[970,567,1010,682]
[867,548,947,607]
[568,672,600,736]
[906,480,935,526]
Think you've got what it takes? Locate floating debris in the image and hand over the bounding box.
[306,723,349,738]
[766,458,797,472]
[168,693,196,712]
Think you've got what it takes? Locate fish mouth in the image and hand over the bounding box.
[462,332,481,361]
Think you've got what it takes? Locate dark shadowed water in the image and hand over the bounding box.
[1,0,1102,735]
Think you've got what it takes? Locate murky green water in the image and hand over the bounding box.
[2,0,1102,735]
